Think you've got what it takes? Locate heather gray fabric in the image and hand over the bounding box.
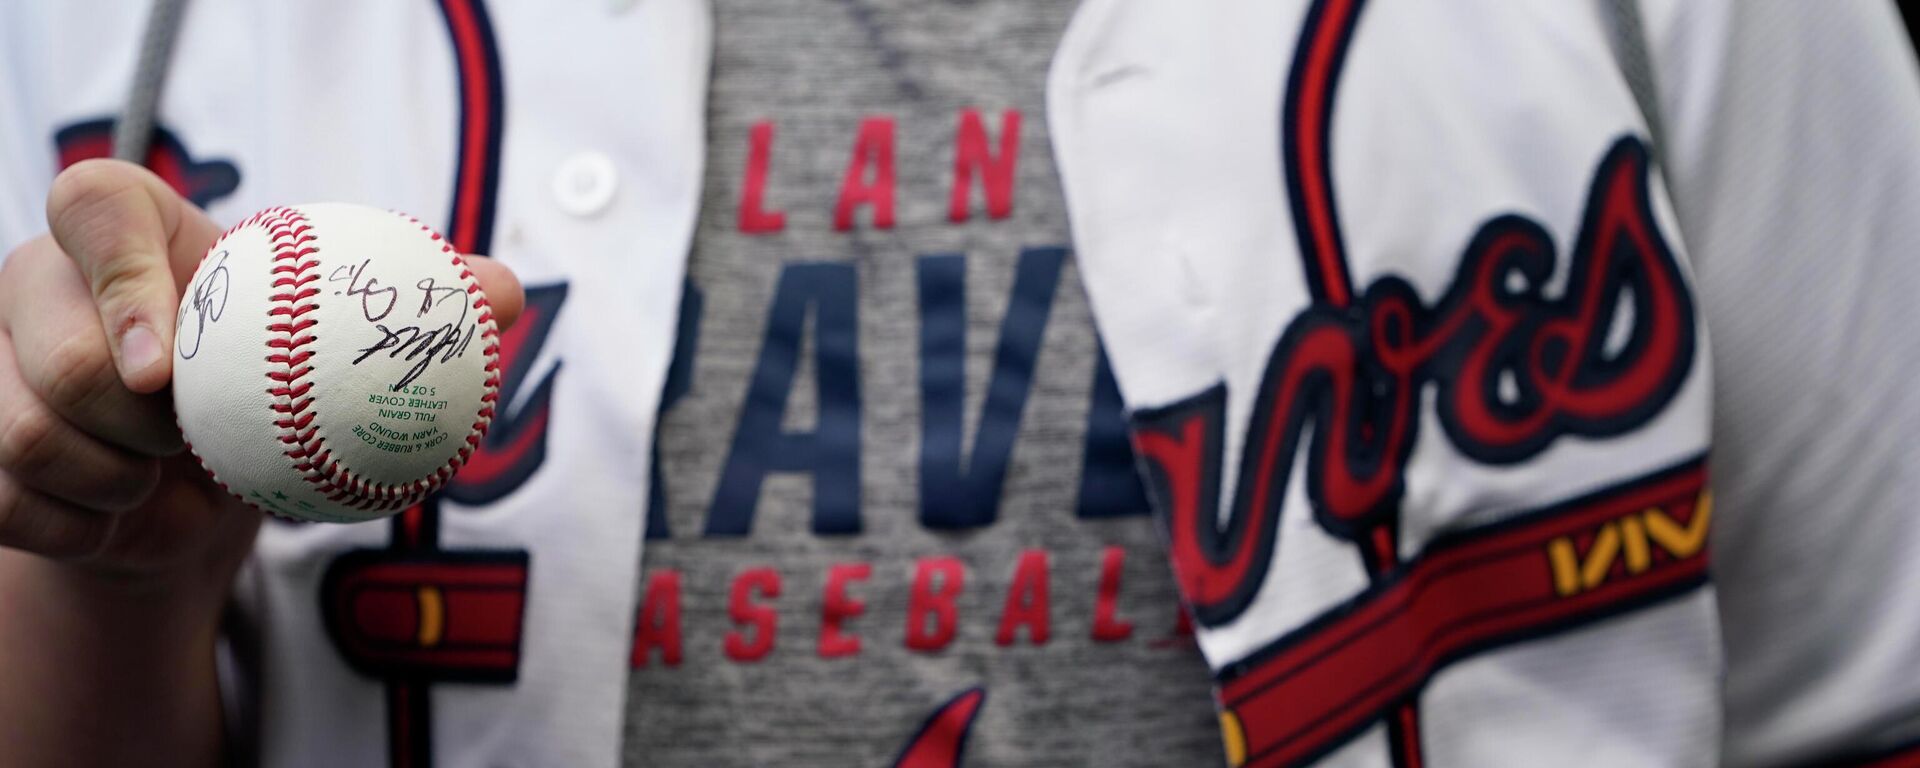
[622,0,1224,765]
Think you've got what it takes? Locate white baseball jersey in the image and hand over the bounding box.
[4,3,708,766]
[1051,1,1920,765]
[2,1,1920,766]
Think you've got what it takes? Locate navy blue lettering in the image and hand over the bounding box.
[706,263,862,535]
[648,282,703,540]
[1076,347,1150,518]
[917,247,1065,529]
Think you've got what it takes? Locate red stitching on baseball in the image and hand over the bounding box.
[177,208,311,521]
[256,209,503,515]
[261,208,396,511]
[182,206,502,520]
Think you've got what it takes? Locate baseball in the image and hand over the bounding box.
[172,203,501,523]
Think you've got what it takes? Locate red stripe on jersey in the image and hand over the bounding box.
[440,0,495,253]
[1290,0,1361,307]
[1222,463,1709,767]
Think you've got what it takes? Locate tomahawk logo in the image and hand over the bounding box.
[54,118,241,207]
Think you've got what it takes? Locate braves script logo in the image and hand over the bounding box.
[1134,137,1696,628]
[1125,2,1710,766]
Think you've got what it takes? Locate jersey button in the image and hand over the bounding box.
[552,151,619,217]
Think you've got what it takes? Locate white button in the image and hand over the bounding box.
[552,151,619,217]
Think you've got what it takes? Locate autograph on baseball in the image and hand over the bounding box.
[345,267,478,392]
[177,250,230,360]
[172,203,498,523]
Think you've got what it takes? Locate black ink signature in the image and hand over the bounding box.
[177,251,230,360]
[352,322,475,391]
[415,277,468,320]
[328,259,398,322]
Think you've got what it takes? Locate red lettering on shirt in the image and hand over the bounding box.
[996,550,1051,646]
[738,120,787,234]
[948,108,1020,223]
[820,562,873,658]
[1091,546,1134,643]
[833,116,897,231]
[906,556,966,652]
[632,570,683,668]
[725,567,782,662]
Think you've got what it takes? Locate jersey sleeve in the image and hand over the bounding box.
[1640,1,1920,764]
[0,4,59,255]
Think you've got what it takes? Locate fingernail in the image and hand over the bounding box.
[120,325,163,376]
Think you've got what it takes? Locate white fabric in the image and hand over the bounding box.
[0,1,710,766]
[2,0,1920,765]
[0,4,143,250]
[1638,1,1920,764]
[234,5,710,766]
[1051,1,1719,765]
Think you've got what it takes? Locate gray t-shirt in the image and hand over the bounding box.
[622,1,1224,765]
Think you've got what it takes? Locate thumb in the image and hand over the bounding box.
[463,255,524,332]
[45,159,221,393]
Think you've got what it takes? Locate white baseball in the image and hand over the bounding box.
[172,203,500,523]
